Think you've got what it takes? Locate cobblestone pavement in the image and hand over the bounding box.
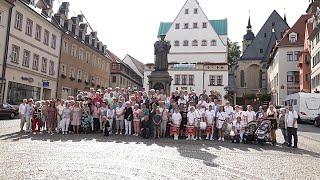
[0,119,319,180]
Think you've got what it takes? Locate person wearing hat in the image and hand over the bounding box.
[92,102,101,133]
[152,107,162,139]
[124,101,133,135]
[115,101,125,135]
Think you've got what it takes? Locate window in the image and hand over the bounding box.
[60,64,66,75]
[71,45,77,57]
[11,45,20,64]
[217,75,223,85]
[51,34,56,49]
[184,23,189,29]
[32,54,39,70]
[69,67,75,78]
[183,40,189,46]
[175,75,180,85]
[26,19,33,36]
[41,58,47,73]
[202,22,207,28]
[14,11,23,30]
[193,22,198,29]
[112,76,116,83]
[185,9,189,14]
[289,33,297,43]
[0,11,2,25]
[201,40,207,46]
[209,76,215,85]
[211,40,217,46]
[86,52,90,63]
[98,58,101,68]
[316,33,320,44]
[63,41,68,52]
[79,48,84,60]
[182,75,187,85]
[189,75,194,85]
[44,30,49,45]
[194,8,198,14]
[84,72,89,82]
[22,50,30,67]
[192,40,198,46]
[35,24,41,41]
[264,33,267,38]
[49,60,55,75]
[174,40,180,47]
[287,51,293,61]
[77,69,82,80]
[260,49,263,53]
[287,71,299,84]
[240,70,245,87]
[293,51,299,61]
[175,23,180,29]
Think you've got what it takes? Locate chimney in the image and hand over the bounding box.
[85,34,93,45]
[91,31,97,38]
[79,23,88,41]
[102,45,107,54]
[97,42,103,51]
[54,14,65,27]
[64,19,72,32]
[71,16,79,36]
[59,2,70,18]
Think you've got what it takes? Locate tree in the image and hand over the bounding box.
[228,39,241,64]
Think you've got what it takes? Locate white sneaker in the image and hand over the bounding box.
[193,137,197,141]
[199,137,202,140]
[186,137,190,140]
[222,138,225,142]
[120,132,122,135]
[210,138,213,141]
[218,137,221,141]
[206,136,209,140]
[115,132,118,135]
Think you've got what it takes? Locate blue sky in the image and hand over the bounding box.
[53,0,309,63]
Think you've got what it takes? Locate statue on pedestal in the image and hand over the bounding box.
[154,35,171,71]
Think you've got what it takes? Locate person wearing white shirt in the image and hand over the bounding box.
[286,105,298,148]
[25,100,34,132]
[244,105,256,124]
[232,116,245,143]
[115,101,125,135]
[186,106,196,140]
[171,109,182,140]
[18,99,28,132]
[224,102,234,131]
[216,106,227,142]
[205,105,215,140]
[194,105,204,140]
[56,100,65,132]
[107,105,115,134]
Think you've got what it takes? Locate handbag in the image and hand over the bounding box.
[200,122,207,130]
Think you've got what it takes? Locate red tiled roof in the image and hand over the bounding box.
[126,55,145,75]
[277,14,313,47]
[105,49,122,63]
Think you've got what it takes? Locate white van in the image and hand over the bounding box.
[285,93,320,123]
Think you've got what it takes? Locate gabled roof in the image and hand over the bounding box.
[157,19,228,37]
[105,49,122,63]
[277,14,313,47]
[124,54,145,75]
[240,10,290,61]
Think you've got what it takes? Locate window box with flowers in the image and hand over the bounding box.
[61,74,66,79]
[78,79,82,83]
[70,77,75,81]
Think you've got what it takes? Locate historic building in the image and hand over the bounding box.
[0,0,15,103]
[267,14,312,105]
[122,54,144,85]
[53,2,111,99]
[108,51,143,90]
[233,10,289,98]
[144,0,228,97]
[3,0,62,104]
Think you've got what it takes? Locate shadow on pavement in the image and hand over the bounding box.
[1,131,320,167]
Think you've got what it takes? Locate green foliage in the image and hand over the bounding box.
[261,94,272,101]
[228,39,241,64]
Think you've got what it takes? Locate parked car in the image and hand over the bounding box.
[314,114,320,127]
[0,104,19,119]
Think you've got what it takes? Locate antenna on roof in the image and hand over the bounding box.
[80,10,94,32]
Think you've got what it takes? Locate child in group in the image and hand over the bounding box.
[232,116,245,143]
[186,106,196,140]
[205,105,215,140]
[153,108,162,139]
[216,106,227,142]
[171,108,182,140]
[102,116,110,136]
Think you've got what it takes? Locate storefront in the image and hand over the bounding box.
[4,67,57,104]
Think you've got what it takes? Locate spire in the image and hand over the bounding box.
[283,8,287,23]
[247,10,252,29]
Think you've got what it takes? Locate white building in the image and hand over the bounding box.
[122,54,144,85]
[267,15,311,105]
[310,14,320,92]
[0,0,14,103]
[3,0,61,104]
[144,0,228,97]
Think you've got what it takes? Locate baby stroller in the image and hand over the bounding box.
[243,121,258,144]
[255,119,272,145]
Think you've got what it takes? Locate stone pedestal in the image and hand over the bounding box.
[148,71,172,96]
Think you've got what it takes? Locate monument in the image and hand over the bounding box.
[148,34,172,95]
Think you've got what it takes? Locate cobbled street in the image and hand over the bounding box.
[1,119,319,180]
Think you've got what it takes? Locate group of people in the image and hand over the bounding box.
[18,87,298,148]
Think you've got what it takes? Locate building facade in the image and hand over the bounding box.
[233,11,289,98]
[54,3,111,99]
[144,0,228,97]
[3,0,61,104]
[268,15,312,105]
[108,51,143,90]
[122,54,144,85]
[0,0,15,103]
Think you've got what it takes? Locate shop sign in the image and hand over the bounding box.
[42,80,49,88]
[21,76,34,83]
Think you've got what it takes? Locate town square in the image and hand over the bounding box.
[0,0,320,179]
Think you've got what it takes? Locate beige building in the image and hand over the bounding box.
[4,0,62,104]
[53,2,111,99]
[107,50,143,90]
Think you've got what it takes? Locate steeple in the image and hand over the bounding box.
[242,13,255,52]
[247,16,252,30]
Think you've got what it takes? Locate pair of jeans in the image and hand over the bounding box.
[287,127,298,147]
[25,116,32,132]
[125,119,132,135]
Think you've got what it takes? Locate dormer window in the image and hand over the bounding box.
[183,40,189,46]
[175,23,180,29]
[184,23,189,29]
[185,9,189,14]
[194,8,198,14]
[289,32,297,43]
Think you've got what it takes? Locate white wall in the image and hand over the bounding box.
[311,32,320,91]
[123,55,144,79]
[0,1,11,77]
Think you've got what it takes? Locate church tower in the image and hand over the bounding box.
[242,16,255,52]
